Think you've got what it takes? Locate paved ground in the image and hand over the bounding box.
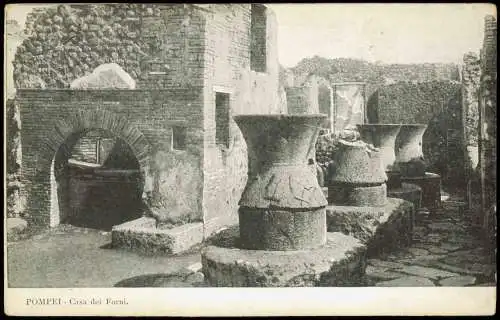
[366,194,497,287]
[6,192,496,288]
[7,224,200,288]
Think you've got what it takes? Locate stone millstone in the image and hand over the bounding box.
[328,183,387,207]
[238,207,327,251]
[201,226,367,287]
[401,172,441,209]
[326,198,414,257]
[388,182,422,210]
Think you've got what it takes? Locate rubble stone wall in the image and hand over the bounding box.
[367,81,464,186]
[478,15,497,229]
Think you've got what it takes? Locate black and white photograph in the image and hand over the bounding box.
[4,3,496,316]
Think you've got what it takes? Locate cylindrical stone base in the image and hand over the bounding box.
[328,184,387,207]
[202,227,367,287]
[401,172,441,209]
[238,207,327,251]
[388,182,422,210]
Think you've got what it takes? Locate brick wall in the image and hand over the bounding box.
[17,88,205,227]
[201,4,281,227]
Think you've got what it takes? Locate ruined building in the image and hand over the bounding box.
[13,4,282,250]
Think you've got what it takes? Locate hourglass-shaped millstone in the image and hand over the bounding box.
[328,140,388,207]
[395,124,428,177]
[233,114,328,251]
[357,124,402,188]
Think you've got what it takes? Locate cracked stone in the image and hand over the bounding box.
[438,243,462,252]
[395,265,460,280]
[408,247,430,257]
[430,262,489,276]
[439,276,476,286]
[366,265,406,280]
[426,246,450,254]
[428,222,464,232]
[368,259,407,270]
[375,276,435,287]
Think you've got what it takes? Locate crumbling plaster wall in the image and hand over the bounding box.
[201,4,281,227]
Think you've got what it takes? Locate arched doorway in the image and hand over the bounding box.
[51,128,145,231]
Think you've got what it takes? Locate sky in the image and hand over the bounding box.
[6,3,497,67]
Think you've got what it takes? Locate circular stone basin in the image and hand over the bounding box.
[201,226,367,287]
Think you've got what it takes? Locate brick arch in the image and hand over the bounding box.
[42,109,153,227]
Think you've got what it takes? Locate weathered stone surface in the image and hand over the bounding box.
[326,198,414,255]
[111,217,204,255]
[234,114,327,209]
[70,63,136,89]
[7,217,28,241]
[366,265,406,280]
[367,259,407,270]
[388,182,422,210]
[395,124,427,166]
[427,222,464,232]
[330,140,387,185]
[357,124,401,172]
[395,265,459,280]
[328,183,387,207]
[201,227,367,287]
[238,207,327,251]
[375,276,435,287]
[401,172,442,209]
[408,247,430,257]
[439,276,476,286]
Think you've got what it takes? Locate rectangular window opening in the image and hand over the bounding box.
[215,92,231,148]
[172,126,187,150]
[250,4,267,73]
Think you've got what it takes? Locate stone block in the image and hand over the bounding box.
[326,198,414,257]
[238,207,326,251]
[401,172,441,209]
[7,217,28,242]
[388,182,422,210]
[328,183,387,207]
[201,226,367,287]
[111,217,204,255]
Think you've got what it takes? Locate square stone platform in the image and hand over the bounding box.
[201,226,368,287]
[111,214,237,255]
[326,197,415,257]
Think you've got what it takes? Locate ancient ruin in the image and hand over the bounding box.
[201,114,367,287]
[396,124,442,210]
[325,136,415,256]
[358,124,423,210]
[5,4,496,295]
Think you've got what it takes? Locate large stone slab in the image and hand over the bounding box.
[375,276,435,287]
[326,198,414,257]
[201,226,367,287]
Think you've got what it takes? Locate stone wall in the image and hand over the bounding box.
[478,15,497,230]
[201,4,281,229]
[17,88,205,227]
[461,53,481,176]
